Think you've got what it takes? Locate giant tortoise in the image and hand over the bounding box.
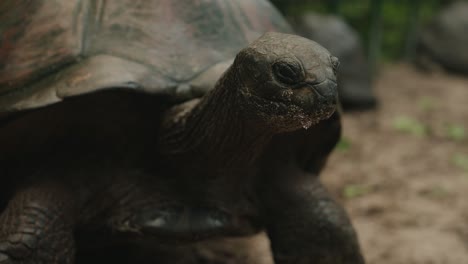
[416,1,468,74]
[0,0,364,263]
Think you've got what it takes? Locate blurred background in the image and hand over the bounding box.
[270,0,468,263]
[272,0,460,62]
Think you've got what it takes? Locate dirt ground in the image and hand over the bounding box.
[322,63,468,264]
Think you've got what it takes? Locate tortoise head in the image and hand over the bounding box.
[233,32,339,130]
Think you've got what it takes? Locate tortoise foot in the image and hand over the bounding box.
[0,252,12,264]
[0,253,52,264]
[0,230,75,264]
[0,184,76,264]
[0,240,38,264]
[0,240,25,264]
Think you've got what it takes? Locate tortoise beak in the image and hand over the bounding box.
[311,78,338,105]
[289,78,337,114]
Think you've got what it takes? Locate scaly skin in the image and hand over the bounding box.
[0,183,76,264]
[0,91,165,264]
[258,116,364,263]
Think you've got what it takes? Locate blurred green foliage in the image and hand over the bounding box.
[392,116,428,137]
[446,124,465,141]
[335,137,352,152]
[271,0,465,61]
[342,184,372,199]
[418,96,437,112]
[452,153,468,172]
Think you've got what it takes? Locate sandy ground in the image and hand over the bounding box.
[322,64,468,264]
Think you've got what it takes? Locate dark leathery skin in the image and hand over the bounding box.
[258,113,365,263]
[0,91,164,263]
[0,184,75,264]
[0,90,261,260]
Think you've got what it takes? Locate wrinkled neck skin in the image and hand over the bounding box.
[159,67,276,169]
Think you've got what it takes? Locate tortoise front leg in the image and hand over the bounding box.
[0,183,76,264]
[259,177,364,264]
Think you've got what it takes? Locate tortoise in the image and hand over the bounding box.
[0,0,364,263]
[416,1,468,74]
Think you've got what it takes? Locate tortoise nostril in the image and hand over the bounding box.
[312,79,337,100]
[305,76,319,85]
[330,56,340,75]
[330,56,340,69]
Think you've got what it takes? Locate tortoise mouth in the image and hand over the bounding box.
[245,90,336,130]
[246,78,337,124]
[281,78,336,111]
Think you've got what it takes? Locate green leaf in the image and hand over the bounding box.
[446,124,465,141]
[343,184,371,199]
[392,116,428,137]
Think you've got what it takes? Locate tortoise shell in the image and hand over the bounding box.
[0,0,291,112]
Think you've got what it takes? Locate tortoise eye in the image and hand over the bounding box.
[272,59,304,85]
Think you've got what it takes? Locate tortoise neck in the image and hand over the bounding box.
[159,68,274,168]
